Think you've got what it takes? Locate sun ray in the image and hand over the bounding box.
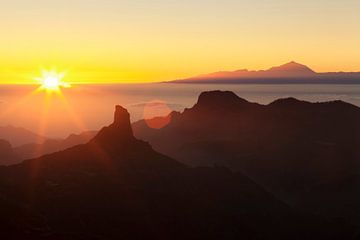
[56,91,116,171]
[0,87,43,122]
[27,67,116,180]
[28,91,52,200]
[57,90,88,132]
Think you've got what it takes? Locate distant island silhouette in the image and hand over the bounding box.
[169,61,360,84]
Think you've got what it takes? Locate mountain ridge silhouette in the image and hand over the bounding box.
[0,104,311,239]
[133,90,360,225]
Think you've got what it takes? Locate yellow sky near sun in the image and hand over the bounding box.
[0,0,359,84]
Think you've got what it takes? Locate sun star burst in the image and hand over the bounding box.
[35,69,70,92]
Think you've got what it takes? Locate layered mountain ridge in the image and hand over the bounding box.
[0,103,309,239]
[14,131,97,160]
[0,125,48,147]
[133,90,360,225]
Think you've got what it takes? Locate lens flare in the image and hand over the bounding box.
[143,100,172,129]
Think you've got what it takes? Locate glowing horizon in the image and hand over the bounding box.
[1,0,359,84]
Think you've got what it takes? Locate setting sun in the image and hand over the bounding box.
[36,70,70,91]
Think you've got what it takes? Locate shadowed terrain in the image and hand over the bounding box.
[0,131,97,166]
[133,91,360,225]
[0,105,325,240]
[0,139,19,165]
[14,131,97,160]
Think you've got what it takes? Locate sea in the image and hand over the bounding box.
[1,83,360,138]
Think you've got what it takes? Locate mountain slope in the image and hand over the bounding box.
[0,105,306,240]
[133,91,360,223]
[14,131,97,160]
[0,125,48,147]
[0,139,19,165]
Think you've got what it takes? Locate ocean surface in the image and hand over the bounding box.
[1,83,360,137]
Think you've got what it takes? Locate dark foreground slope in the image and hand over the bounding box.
[0,106,327,240]
[133,91,360,223]
[0,139,19,165]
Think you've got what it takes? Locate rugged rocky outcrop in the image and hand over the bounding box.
[133,91,360,224]
[0,105,315,240]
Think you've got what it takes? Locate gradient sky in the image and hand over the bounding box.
[1,0,359,83]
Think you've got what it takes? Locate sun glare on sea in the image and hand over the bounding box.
[35,69,71,92]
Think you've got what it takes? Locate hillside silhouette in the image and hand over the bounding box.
[0,125,48,147]
[0,131,96,166]
[0,105,321,240]
[0,139,19,165]
[14,131,97,160]
[133,91,360,224]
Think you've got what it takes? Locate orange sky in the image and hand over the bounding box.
[1,0,359,84]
